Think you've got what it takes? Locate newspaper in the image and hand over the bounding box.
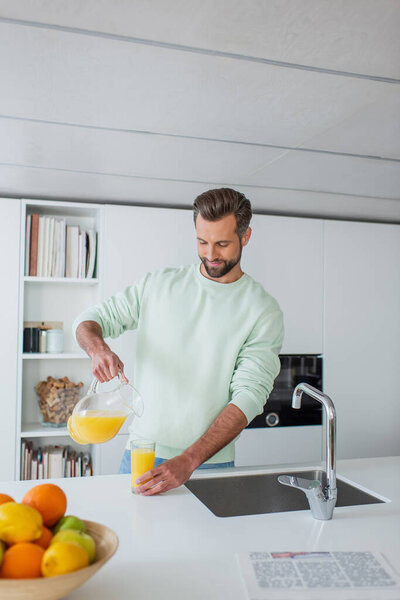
[237,551,400,600]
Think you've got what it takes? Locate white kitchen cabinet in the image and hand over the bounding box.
[102,204,197,377]
[0,199,21,480]
[235,426,322,467]
[102,204,197,295]
[241,214,324,354]
[99,205,324,472]
[104,207,324,362]
[98,204,197,471]
[97,433,129,475]
[324,220,400,459]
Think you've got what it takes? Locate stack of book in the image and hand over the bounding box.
[20,441,93,480]
[25,214,97,278]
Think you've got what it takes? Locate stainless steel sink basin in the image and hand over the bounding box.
[185,469,384,517]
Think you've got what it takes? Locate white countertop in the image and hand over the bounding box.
[2,456,400,599]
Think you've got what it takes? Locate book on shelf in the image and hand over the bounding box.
[48,446,64,479]
[86,230,97,278]
[24,441,33,480]
[47,217,55,278]
[36,215,44,277]
[20,440,26,480]
[82,453,92,477]
[53,218,66,277]
[42,216,50,278]
[31,450,39,480]
[24,215,31,276]
[65,225,79,278]
[24,214,97,279]
[20,441,93,480]
[29,213,39,276]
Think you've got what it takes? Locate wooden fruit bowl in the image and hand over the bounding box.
[0,520,119,600]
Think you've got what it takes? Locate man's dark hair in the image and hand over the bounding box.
[193,188,252,237]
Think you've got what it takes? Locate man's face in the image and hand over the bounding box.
[195,213,251,281]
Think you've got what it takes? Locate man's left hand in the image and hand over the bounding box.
[135,454,196,495]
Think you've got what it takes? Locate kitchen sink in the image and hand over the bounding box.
[185,469,385,517]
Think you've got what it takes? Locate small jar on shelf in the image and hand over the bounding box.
[46,329,64,353]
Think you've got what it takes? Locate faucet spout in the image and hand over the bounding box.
[278,383,337,520]
[292,383,336,496]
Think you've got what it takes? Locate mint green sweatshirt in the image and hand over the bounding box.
[73,264,284,463]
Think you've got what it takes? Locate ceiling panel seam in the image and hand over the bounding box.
[0,16,399,85]
[289,98,400,160]
[1,160,397,202]
[1,114,398,164]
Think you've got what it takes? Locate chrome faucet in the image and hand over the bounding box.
[278,383,337,520]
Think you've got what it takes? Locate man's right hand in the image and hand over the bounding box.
[91,348,125,383]
[76,321,126,383]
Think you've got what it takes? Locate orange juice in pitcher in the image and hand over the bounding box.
[68,411,127,444]
[68,374,143,445]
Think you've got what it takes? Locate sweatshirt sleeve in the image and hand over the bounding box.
[228,304,284,424]
[72,274,150,340]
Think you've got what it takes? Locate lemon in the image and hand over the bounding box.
[51,529,96,563]
[41,541,89,577]
[0,502,42,544]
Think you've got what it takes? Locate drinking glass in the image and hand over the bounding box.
[130,440,155,493]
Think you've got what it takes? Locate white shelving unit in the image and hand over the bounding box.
[15,199,104,480]
[20,424,69,438]
[24,277,99,284]
[22,353,89,360]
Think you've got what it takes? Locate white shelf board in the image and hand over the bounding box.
[21,423,70,438]
[24,276,99,285]
[22,353,89,360]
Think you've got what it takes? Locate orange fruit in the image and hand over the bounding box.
[22,484,67,527]
[34,525,53,549]
[0,494,14,506]
[0,542,44,578]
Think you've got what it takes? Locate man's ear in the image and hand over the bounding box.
[242,227,252,247]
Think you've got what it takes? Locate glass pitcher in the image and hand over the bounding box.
[67,373,144,445]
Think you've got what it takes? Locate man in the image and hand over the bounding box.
[73,188,284,495]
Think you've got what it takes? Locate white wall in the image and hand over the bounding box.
[0,199,21,479]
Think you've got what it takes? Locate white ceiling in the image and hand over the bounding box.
[0,0,399,222]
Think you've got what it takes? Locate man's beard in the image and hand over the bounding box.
[199,245,242,279]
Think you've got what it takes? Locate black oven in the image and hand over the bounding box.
[246,355,323,428]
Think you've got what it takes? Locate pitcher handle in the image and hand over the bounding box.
[88,371,127,395]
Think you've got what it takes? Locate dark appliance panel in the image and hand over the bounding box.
[247,355,323,428]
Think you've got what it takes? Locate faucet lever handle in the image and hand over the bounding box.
[278,474,336,520]
[278,475,327,504]
[278,474,321,491]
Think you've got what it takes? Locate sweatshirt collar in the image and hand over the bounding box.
[194,263,248,290]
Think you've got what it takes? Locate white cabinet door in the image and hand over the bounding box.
[98,433,129,475]
[99,206,325,473]
[235,427,322,467]
[241,214,324,354]
[102,204,197,377]
[103,204,197,293]
[324,220,400,459]
[99,205,197,473]
[0,199,21,480]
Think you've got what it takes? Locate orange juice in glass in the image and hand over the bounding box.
[130,440,155,493]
